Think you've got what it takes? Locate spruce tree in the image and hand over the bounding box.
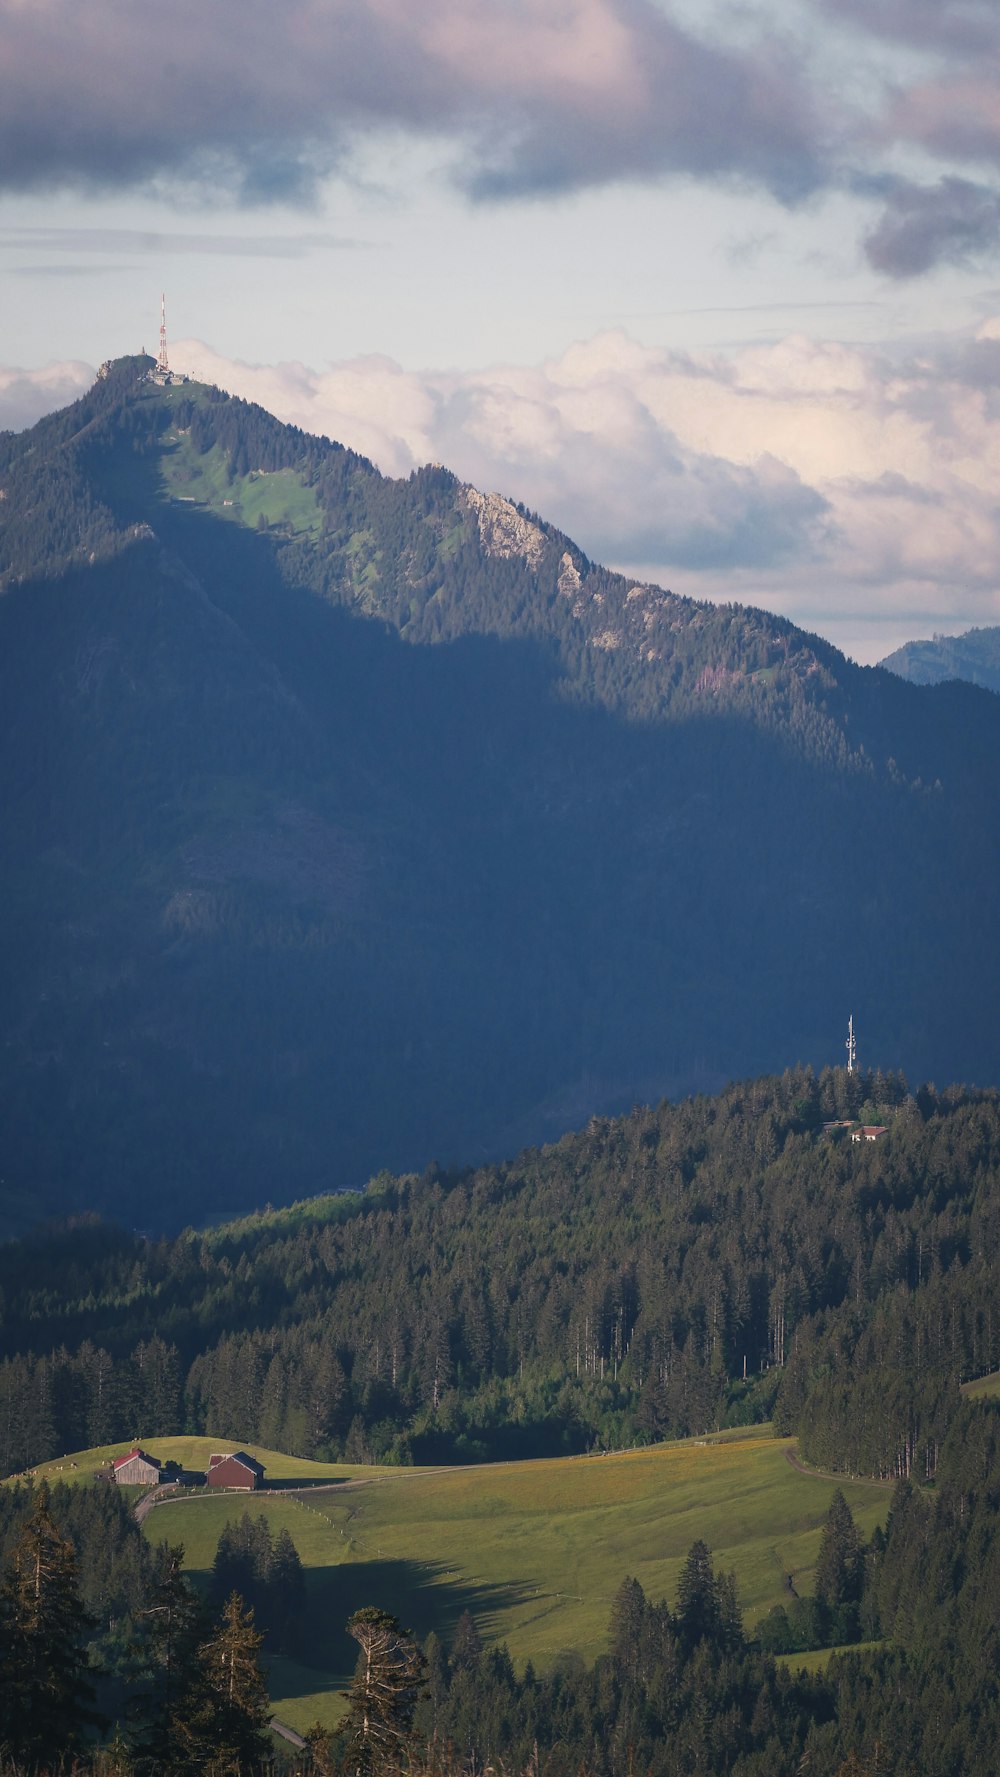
[174,1592,271,1777]
[129,1541,207,1772]
[267,1526,306,1655]
[608,1575,647,1679]
[815,1489,864,1608]
[675,1539,723,1653]
[0,1480,99,1763]
[449,1609,483,1675]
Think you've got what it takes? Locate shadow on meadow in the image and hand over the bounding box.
[189,1555,537,1691]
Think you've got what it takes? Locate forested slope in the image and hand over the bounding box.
[881,624,1000,693]
[2,360,1000,1230]
[0,1068,995,1482]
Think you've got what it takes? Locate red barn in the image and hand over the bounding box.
[206,1451,265,1490]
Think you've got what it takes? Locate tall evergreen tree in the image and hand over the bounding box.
[176,1592,271,1777]
[608,1575,647,1679]
[675,1539,724,1653]
[449,1610,483,1676]
[129,1541,207,1774]
[0,1480,100,1763]
[816,1489,864,1609]
[267,1526,306,1656]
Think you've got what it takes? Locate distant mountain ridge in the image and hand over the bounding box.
[880,626,1000,694]
[2,356,999,1233]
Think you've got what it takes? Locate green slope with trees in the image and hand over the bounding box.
[881,624,1000,693]
[0,1068,996,1487]
[139,1430,885,1728]
[5,1403,1000,1773]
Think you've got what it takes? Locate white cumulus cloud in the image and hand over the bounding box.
[171,326,1000,660]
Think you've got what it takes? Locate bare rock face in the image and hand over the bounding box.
[557,551,581,597]
[463,486,545,569]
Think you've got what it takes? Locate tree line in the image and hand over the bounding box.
[0,1070,997,1481]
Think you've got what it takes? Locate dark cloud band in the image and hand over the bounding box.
[0,0,824,206]
[866,178,1000,277]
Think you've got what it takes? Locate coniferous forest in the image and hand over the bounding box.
[0,1068,994,1483]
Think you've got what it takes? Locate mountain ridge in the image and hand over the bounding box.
[880,624,1000,695]
[2,357,999,1233]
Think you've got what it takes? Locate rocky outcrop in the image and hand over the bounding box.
[463,486,545,569]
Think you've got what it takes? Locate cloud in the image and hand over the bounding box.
[3,0,1000,284]
[0,361,94,432]
[0,227,369,258]
[816,0,1000,279]
[865,177,1000,277]
[168,323,1000,659]
[819,0,1000,56]
[0,0,826,205]
[9,318,1000,660]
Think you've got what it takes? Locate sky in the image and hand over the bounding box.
[3,0,1000,662]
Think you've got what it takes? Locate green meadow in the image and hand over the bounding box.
[160,432,324,535]
[961,1370,1000,1400]
[126,1431,889,1733]
[17,1435,395,1488]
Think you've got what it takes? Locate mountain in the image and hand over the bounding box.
[880,625,1000,693]
[2,355,1000,1234]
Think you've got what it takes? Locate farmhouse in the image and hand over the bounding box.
[207,1450,265,1490]
[112,1447,162,1486]
[851,1125,888,1143]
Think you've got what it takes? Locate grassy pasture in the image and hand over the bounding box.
[776,1639,882,1675]
[133,1431,888,1733]
[159,429,323,536]
[15,1436,404,1489]
[961,1371,1000,1400]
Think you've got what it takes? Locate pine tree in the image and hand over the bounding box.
[176,1592,271,1777]
[0,1480,100,1763]
[129,1541,207,1772]
[815,1489,864,1608]
[608,1575,647,1679]
[267,1525,306,1655]
[449,1609,483,1675]
[675,1539,723,1653]
[343,1606,427,1775]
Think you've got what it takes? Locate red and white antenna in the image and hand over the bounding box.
[846,1013,857,1074]
[158,293,169,373]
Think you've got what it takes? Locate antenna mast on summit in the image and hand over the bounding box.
[846,1014,857,1074]
[158,293,169,374]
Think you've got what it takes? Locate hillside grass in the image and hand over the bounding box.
[159,429,323,536]
[14,1436,406,1489]
[776,1639,883,1675]
[961,1371,1000,1400]
[132,1430,888,1733]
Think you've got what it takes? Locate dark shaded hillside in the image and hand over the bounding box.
[1,359,999,1231]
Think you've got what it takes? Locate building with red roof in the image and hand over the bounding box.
[112,1448,162,1486]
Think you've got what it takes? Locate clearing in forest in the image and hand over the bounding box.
[123,1429,889,1733]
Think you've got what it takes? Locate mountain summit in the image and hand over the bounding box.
[1,357,998,1232]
